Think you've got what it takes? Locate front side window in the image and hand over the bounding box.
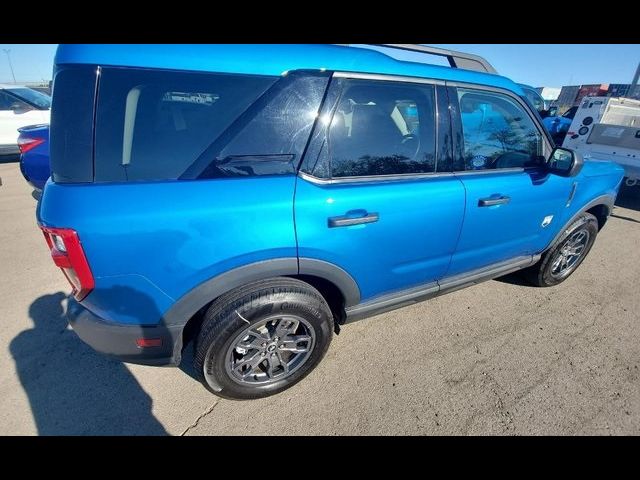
[522,87,544,113]
[457,88,544,171]
[327,79,437,178]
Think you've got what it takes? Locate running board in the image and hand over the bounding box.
[344,255,540,323]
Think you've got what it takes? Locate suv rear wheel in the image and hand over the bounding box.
[524,212,598,287]
[194,278,334,400]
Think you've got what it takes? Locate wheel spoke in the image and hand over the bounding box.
[237,334,268,350]
[568,245,584,256]
[249,328,271,341]
[266,353,282,379]
[275,317,299,338]
[552,255,563,273]
[280,335,312,353]
[276,351,289,374]
[233,351,264,378]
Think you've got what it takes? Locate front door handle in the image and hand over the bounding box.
[478,195,511,207]
[328,211,379,228]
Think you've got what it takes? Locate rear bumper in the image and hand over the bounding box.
[67,299,184,366]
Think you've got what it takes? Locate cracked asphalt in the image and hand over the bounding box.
[1,162,639,435]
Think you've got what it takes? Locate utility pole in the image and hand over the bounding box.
[3,49,17,83]
[632,61,640,98]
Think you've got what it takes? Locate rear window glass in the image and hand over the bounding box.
[94,68,277,182]
[8,87,51,109]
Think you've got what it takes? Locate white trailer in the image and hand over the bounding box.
[562,96,640,186]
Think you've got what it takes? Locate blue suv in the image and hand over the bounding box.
[38,44,624,399]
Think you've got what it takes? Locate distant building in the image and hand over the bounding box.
[576,84,609,103]
[608,83,632,97]
[553,86,581,114]
[548,82,640,115]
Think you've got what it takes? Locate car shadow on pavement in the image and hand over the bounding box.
[9,292,168,436]
[493,271,534,287]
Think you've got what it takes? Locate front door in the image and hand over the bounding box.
[446,86,573,277]
[295,77,465,303]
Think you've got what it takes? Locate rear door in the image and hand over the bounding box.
[295,74,465,303]
[446,85,573,277]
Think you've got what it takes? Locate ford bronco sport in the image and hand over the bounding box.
[38,44,624,399]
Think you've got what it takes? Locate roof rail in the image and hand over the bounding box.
[361,44,497,75]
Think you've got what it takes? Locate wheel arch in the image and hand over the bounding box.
[163,258,360,361]
[546,194,615,251]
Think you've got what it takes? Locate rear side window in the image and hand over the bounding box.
[95,68,278,182]
[326,79,436,178]
[190,72,330,179]
[50,65,98,183]
[0,91,31,111]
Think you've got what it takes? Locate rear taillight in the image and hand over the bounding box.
[17,137,45,154]
[40,226,94,301]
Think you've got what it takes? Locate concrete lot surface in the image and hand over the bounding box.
[0,162,639,435]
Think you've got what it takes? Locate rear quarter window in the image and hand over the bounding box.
[50,65,98,183]
[94,68,278,182]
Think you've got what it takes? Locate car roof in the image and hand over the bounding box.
[56,44,524,95]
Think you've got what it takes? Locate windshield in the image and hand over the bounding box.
[7,87,51,109]
[562,106,578,119]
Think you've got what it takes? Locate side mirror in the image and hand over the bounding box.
[547,147,583,177]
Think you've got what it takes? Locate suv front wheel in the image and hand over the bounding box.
[525,212,598,287]
[194,278,334,400]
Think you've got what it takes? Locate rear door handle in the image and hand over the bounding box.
[328,212,379,228]
[478,195,510,207]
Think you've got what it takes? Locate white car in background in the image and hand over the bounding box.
[0,85,51,156]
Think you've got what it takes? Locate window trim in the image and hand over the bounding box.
[299,170,455,185]
[299,71,448,184]
[446,80,554,169]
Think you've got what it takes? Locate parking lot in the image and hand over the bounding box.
[1,161,639,435]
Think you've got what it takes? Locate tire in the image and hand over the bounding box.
[524,212,598,287]
[193,278,333,400]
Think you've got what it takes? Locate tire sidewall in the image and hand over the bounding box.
[200,289,333,399]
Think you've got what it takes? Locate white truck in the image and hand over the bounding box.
[562,96,640,186]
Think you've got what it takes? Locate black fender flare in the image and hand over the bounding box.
[162,257,360,328]
[544,194,615,251]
